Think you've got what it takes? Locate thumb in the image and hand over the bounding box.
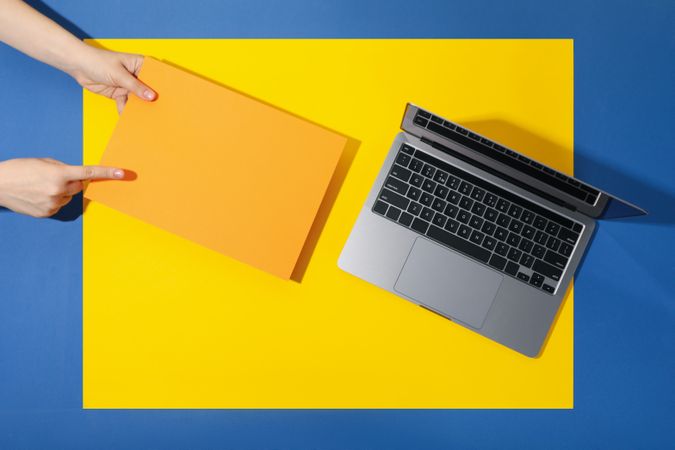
[118,69,156,101]
[63,165,125,181]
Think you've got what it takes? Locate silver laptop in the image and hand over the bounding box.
[338,104,646,357]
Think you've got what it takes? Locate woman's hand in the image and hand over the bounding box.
[0,158,125,218]
[0,1,156,113]
[69,47,156,114]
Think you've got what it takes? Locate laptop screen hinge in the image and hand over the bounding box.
[420,136,435,147]
[418,136,576,212]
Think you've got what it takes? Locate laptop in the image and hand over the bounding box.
[338,104,646,357]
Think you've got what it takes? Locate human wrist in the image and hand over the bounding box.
[53,38,97,79]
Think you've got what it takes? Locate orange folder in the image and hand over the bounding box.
[85,57,346,279]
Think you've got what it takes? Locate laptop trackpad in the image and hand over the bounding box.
[394,238,503,329]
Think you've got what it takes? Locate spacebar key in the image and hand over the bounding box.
[427,225,491,263]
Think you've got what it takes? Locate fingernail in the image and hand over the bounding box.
[143,90,155,100]
[113,169,124,178]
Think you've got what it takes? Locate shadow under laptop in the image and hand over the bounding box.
[461,119,671,357]
[462,119,675,226]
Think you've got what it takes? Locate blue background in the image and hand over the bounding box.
[1,0,674,448]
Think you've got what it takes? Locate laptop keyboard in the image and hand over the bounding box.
[372,143,584,295]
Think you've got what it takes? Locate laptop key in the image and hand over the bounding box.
[534,230,548,245]
[447,191,461,205]
[520,253,534,268]
[421,207,434,221]
[409,158,424,173]
[386,206,401,221]
[433,212,447,228]
[544,250,568,269]
[413,116,428,127]
[495,242,509,256]
[507,232,521,247]
[406,186,422,201]
[459,181,472,195]
[444,204,459,218]
[445,218,460,233]
[471,187,485,202]
[471,202,486,216]
[522,225,535,239]
[521,210,534,224]
[517,272,530,282]
[496,199,510,212]
[407,202,422,216]
[373,200,388,215]
[482,236,497,250]
[390,164,412,182]
[546,236,561,252]
[533,259,562,281]
[505,261,519,276]
[379,189,409,210]
[411,217,429,233]
[398,212,414,227]
[422,164,436,179]
[507,247,522,263]
[481,221,496,236]
[559,242,573,257]
[484,208,498,222]
[385,176,408,195]
[427,225,491,264]
[458,225,471,239]
[432,198,447,212]
[518,238,534,254]
[420,192,433,206]
[401,144,415,155]
[508,204,523,219]
[488,254,507,271]
[494,227,508,241]
[422,179,437,193]
[469,215,484,229]
[410,174,423,187]
[459,196,474,210]
[508,219,523,233]
[457,210,471,224]
[546,221,560,236]
[447,176,461,189]
[470,230,485,245]
[532,244,546,259]
[542,284,555,294]
[530,272,544,287]
[558,227,580,245]
[433,170,449,184]
[396,152,411,167]
[434,184,449,199]
[497,213,511,227]
[533,216,547,230]
[483,193,498,207]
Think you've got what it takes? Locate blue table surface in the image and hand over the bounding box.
[1,1,673,448]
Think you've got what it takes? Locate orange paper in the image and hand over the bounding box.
[85,57,346,279]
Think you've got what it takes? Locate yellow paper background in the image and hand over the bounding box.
[83,39,574,408]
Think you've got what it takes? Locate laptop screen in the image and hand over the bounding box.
[404,105,646,219]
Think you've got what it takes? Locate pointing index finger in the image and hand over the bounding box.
[64,165,125,181]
